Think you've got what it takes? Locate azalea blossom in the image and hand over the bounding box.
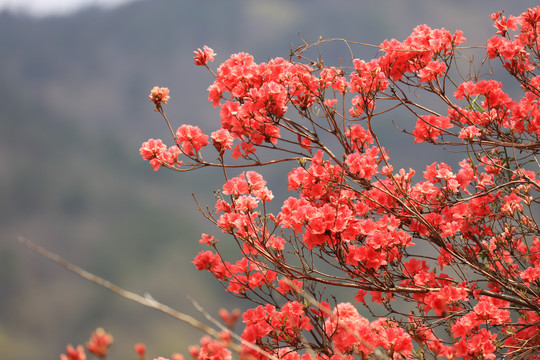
[194,45,216,66]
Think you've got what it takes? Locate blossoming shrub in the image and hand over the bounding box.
[64,6,540,360]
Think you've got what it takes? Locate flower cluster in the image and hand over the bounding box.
[60,328,113,360]
[487,8,539,74]
[325,303,412,358]
[176,124,209,156]
[86,327,113,357]
[194,45,216,66]
[139,138,180,171]
[131,6,540,360]
[149,86,170,110]
[189,334,232,360]
[60,345,86,360]
[240,302,313,358]
[378,24,465,81]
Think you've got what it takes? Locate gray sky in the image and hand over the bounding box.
[0,0,136,16]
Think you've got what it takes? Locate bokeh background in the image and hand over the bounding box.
[0,0,535,359]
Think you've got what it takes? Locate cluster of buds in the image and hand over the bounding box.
[148,86,170,111]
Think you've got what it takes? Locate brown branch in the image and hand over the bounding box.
[17,236,224,338]
[16,235,285,356]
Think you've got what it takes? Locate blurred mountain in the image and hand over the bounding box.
[0,0,535,359]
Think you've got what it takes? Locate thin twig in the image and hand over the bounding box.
[16,235,234,350]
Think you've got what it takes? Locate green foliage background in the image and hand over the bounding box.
[0,0,533,359]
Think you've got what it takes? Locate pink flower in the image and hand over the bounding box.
[86,328,113,357]
[222,173,249,196]
[412,115,452,143]
[324,98,338,107]
[211,128,234,154]
[231,144,243,160]
[139,138,167,171]
[176,125,209,156]
[266,235,285,250]
[199,233,216,246]
[418,60,447,82]
[149,86,170,110]
[354,289,367,304]
[194,45,216,66]
[193,250,221,271]
[276,278,303,295]
[521,267,540,285]
[139,139,181,171]
[219,308,241,327]
[345,124,373,151]
[134,343,146,359]
[325,303,372,353]
[454,328,497,360]
[345,147,379,179]
[196,336,232,360]
[60,345,86,360]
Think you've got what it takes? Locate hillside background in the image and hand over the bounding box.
[0,1,534,359]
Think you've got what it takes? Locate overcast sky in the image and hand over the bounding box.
[0,0,136,16]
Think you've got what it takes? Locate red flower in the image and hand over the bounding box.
[194,45,216,66]
[219,308,241,327]
[148,86,170,110]
[176,125,209,156]
[211,129,234,154]
[86,327,113,357]
[135,343,146,359]
[60,344,86,360]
